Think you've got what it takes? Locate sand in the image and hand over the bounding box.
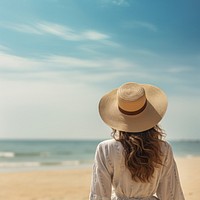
[0,157,199,200]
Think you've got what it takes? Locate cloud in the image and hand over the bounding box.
[77,40,121,56]
[46,55,133,69]
[0,51,42,72]
[132,49,158,57]
[45,55,102,68]
[123,20,158,32]
[0,51,135,82]
[101,0,130,6]
[0,51,134,71]
[111,0,129,6]
[166,66,193,73]
[1,21,110,41]
[36,22,80,40]
[1,50,197,89]
[82,30,109,40]
[37,22,110,41]
[1,23,42,35]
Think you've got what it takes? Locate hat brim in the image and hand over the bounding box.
[99,84,168,132]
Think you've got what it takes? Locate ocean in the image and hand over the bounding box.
[0,139,199,172]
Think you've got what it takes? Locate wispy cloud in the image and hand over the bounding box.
[1,23,42,35]
[166,66,193,73]
[82,30,109,40]
[78,39,121,54]
[2,50,183,90]
[45,55,102,68]
[1,50,197,94]
[36,22,80,40]
[123,20,158,32]
[0,51,134,76]
[132,49,158,57]
[1,21,110,41]
[0,51,42,72]
[45,55,134,72]
[111,0,129,6]
[0,51,140,88]
[101,0,130,6]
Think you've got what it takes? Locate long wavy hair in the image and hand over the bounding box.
[112,125,165,182]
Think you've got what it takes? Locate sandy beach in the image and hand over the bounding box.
[0,157,199,200]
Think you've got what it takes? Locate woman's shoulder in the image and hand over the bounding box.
[96,139,123,162]
[97,139,122,151]
[98,138,120,146]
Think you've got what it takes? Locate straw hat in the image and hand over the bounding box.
[99,82,168,132]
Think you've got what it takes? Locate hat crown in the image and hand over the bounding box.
[117,83,146,112]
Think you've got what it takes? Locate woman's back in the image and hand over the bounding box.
[90,139,185,200]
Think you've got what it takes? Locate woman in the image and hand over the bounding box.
[89,82,185,200]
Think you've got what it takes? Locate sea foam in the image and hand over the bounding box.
[0,152,15,158]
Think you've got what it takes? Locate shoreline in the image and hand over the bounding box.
[0,157,199,200]
[0,155,198,173]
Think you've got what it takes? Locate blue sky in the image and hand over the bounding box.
[0,0,199,140]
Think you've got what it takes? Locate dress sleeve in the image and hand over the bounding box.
[89,142,113,200]
[157,144,185,200]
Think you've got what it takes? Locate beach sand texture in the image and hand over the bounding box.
[0,157,199,200]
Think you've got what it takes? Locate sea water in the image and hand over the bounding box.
[0,139,199,172]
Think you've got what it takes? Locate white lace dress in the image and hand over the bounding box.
[89,139,185,200]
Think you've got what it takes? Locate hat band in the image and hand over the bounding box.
[118,100,147,115]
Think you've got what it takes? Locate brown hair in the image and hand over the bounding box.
[112,125,165,182]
